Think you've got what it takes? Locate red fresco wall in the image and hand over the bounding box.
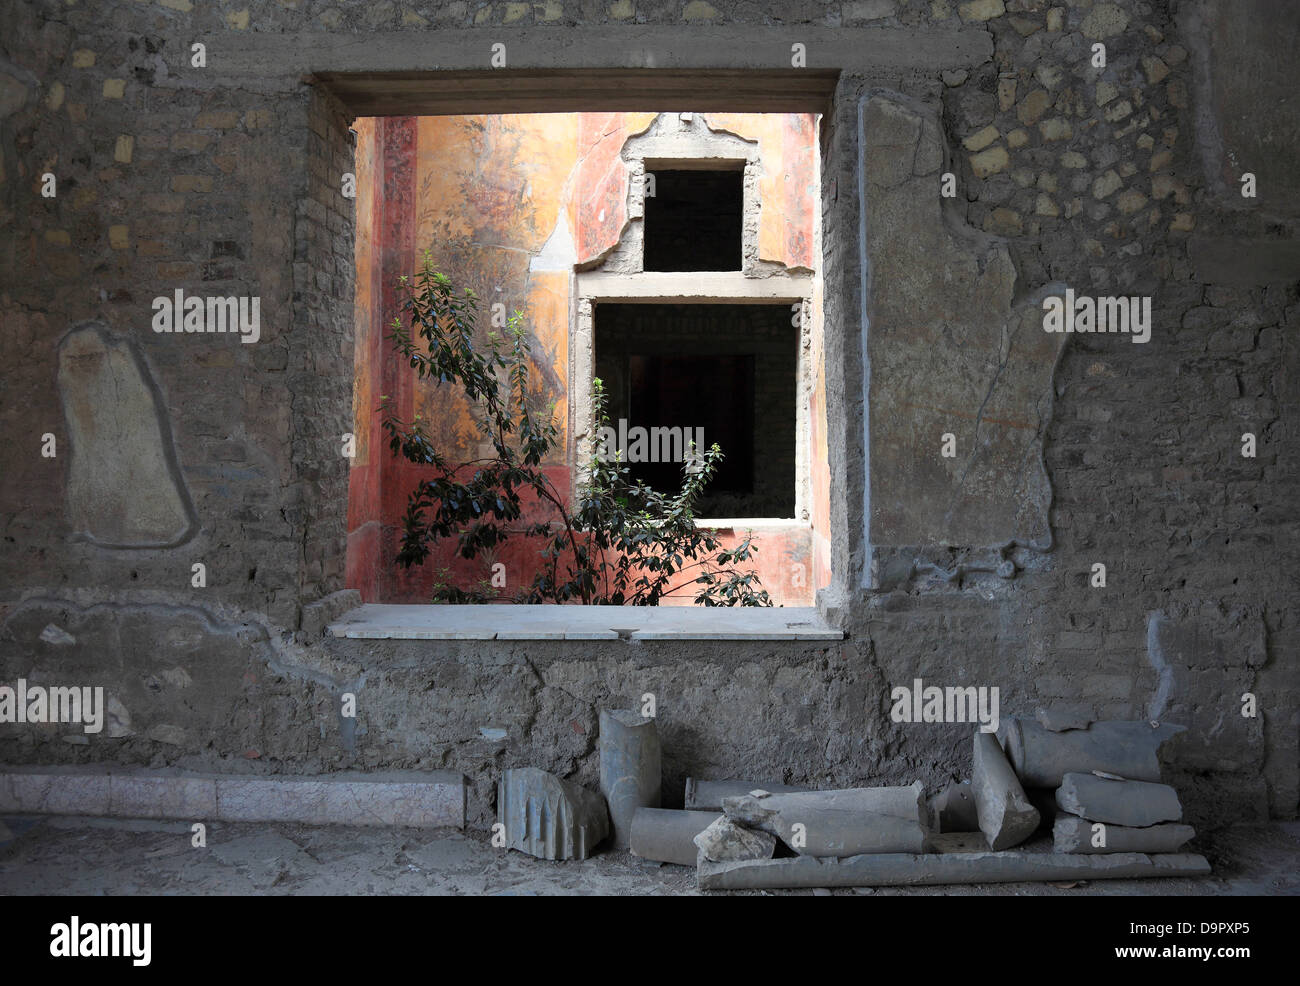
[347,112,826,606]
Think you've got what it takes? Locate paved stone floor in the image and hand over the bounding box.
[1,816,1296,895]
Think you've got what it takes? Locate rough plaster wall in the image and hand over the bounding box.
[1,13,317,629]
[846,1,1299,825]
[863,94,1065,555]
[0,0,1295,829]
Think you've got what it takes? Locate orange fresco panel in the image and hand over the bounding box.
[349,111,822,605]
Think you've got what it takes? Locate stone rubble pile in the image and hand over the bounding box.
[493,706,1208,890]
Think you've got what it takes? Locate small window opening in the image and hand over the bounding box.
[643,169,743,272]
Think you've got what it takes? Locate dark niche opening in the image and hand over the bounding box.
[643,169,743,272]
[594,302,796,518]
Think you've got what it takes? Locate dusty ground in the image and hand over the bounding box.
[1,816,1296,896]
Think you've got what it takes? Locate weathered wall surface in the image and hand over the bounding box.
[844,0,1299,826]
[0,0,1295,830]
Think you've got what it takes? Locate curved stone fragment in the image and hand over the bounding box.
[56,323,196,547]
[598,709,660,850]
[628,807,720,865]
[497,767,609,861]
[998,717,1185,788]
[1055,772,1183,828]
[1053,815,1195,854]
[973,731,1039,850]
[723,782,928,857]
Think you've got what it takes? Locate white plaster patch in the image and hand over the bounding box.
[529,211,577,271]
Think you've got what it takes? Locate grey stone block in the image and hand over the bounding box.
[973,731,1040,850]
[698,850,1212,890]
[110,773,217,819]
[599,709,660,850]
[722,782,928,857]
[628,807,721,865]
[0,767,464,827]
[1056,773,1183,828]
[497,767,609,861]
[0,767,111,815]
[1053,814,1195,854]
[999,718,1185,787]
[217,771,465,828]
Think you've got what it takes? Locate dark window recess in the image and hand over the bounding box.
[628,353,754,497]
[643,170,743,272]
[595,303,796,518]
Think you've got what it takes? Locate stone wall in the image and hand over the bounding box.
[0,0,1295,828]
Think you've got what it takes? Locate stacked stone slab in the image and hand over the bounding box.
[685,777,807,810]
[687,719,1207,889]
[1053,772,1195,854]
[493,711,1203,885]
[995,715,1198,856]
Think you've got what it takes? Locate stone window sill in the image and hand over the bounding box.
[692,518,805,528]
[327,603,843,641]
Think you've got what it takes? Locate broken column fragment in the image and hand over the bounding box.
[998,718,1185,787]
[1053,814,1195,854]
[972,731,1040,850]
[628,808,720,866]
[1056,772,1183,828]
[722,783,928,857]
[693,815,778,863]
[599,710,661,850]
[684,777,807,810]
[497,767,609,861]
[697,850,1211,891]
